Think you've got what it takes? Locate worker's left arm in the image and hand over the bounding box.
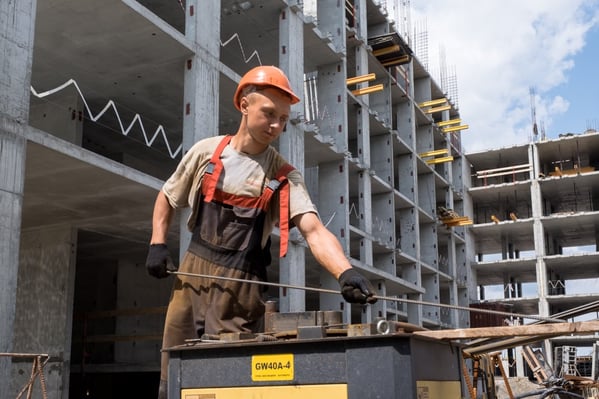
[293,212,377,304]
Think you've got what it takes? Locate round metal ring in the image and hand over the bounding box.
[376,319,390,335]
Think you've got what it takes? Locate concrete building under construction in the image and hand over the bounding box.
[468,131,599,377]
[2,0,598,398]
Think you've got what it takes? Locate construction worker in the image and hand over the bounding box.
[145,65,376,398]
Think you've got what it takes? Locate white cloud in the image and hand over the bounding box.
[409,1,599,152]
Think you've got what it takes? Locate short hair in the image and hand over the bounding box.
[241,84,293,103]
[241,84,259,99]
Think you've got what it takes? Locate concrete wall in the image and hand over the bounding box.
[11,226,77,399]
[29,88,83,146]
[0,0,37,395]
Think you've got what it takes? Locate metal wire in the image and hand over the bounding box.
[0,353,50,399]
[169,271,565,323]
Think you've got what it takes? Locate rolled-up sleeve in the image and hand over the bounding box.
[287,170,318,219]
[162,137,221,231]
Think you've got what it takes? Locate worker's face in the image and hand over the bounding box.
[240,88,291,146]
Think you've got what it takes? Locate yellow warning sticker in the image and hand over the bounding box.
[251,354,294,381]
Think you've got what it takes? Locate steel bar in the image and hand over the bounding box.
[168,271,565,323]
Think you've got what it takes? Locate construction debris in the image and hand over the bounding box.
[437,206,473,228]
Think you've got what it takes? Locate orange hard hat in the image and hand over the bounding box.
[233,65,300,110]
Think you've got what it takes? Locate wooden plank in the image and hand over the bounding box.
[413,320,599,340]
[549,166,596,176]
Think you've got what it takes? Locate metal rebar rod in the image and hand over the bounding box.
[168,271,565,323]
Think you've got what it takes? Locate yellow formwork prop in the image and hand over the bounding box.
[442,124,469,133]
[437,118,461,127]
[373,45,401,57]
[444,219,474,227]
[440,216,473,228]
[425,156,453,165]
[381,55,411,67]
[351,84,384,96]
[424,104,451,114]
[418,98,447,108]
[419,149,449,158]
[346,73,376,86]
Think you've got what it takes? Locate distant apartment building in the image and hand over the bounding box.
[467,131,599,376]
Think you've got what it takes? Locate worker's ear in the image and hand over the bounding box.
[239,95,250,115]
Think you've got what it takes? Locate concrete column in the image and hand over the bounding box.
[11,226,77,399]
[447,235,459,326]
[278,4,307,312]
[530,144,548,316]
[178,0,221,255]
[530,144,552,359]
[312,0,348,319]
[0,0,37,394]
[316,62,348,151]
[352,1,373,270]
[318,160,350,316]
[406,61,423,325]
[0,128,26,393]
[316,1,346,53]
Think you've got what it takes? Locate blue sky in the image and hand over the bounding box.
[407,1,599,153]
[548,24,599,136]
[401,2,599,305]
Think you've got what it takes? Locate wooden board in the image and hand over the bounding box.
[413,320,599,340]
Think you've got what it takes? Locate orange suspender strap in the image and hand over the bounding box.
[203,135,233,203]
[275,163,295,257]
[203,134,295,257]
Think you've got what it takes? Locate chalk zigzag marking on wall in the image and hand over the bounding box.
[29,34,275,159]
[30,79,183,159]
[220,33,262,65]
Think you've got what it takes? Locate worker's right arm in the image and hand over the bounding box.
[150,190,174,245]
[146,190,176,279]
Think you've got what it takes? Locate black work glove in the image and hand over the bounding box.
[338,268,377,304]
[146,244,176,279]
